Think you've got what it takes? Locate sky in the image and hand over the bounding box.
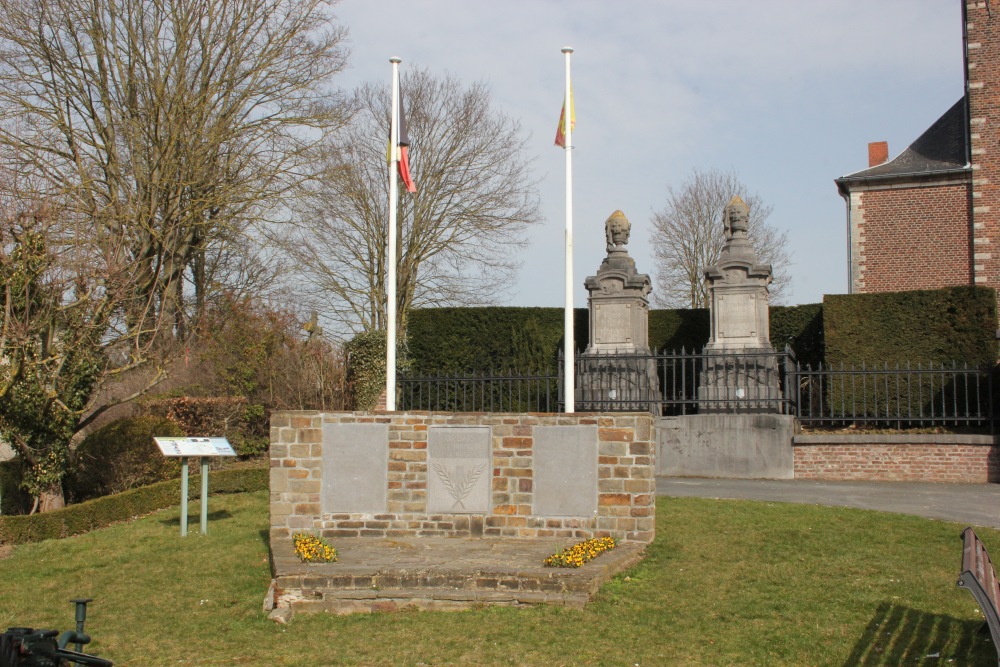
[331,0,965,308]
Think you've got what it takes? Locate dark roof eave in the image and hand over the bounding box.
[835,165,971,197]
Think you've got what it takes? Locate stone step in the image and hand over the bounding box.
[268,538,647,618]
[285,587,592,616]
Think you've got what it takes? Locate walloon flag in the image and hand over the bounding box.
[554,85,575,148]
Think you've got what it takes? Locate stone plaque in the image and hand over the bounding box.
[321,423,388,514]
[533,425,598,516]
[427,426,491,513]
[718,294,755,339]
[595,303,631,345]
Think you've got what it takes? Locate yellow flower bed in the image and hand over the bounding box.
[543,536,616,568]
[293,533,338,563]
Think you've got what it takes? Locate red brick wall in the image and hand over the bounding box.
[793,435,1000,482]
[968,3,1000,292]
[856,184,973,292]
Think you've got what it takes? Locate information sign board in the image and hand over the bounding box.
[154,437,236,458]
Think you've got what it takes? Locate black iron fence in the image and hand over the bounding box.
[398,368,560,413]
[397,349,996,429]
[793,360,994,430]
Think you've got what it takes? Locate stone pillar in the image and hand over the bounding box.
[577,211,660,413]
[966,3,1000,302]
[698,196,782,412]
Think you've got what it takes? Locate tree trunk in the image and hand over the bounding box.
[38,485,65,513]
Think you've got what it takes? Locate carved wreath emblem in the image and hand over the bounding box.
[432,463,485,509]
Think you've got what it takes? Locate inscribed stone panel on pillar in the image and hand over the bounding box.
[321,423,388,513]
[427,426,491,513]
[533,425,598,516]
[594,303,632,346]
[718,294,756,339]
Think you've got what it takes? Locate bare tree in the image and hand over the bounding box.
[0,0,349,333]
[650,168,791,308]
[288,68,542,337]
[0,0,348,511]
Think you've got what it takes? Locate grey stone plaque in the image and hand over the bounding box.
[427,426,490,513]
[719,294,755,339]
[595,303,631,345]
[534,425,598,516]
[321,423,388,514]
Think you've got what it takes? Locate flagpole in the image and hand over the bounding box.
[562,46,575,413]
[386,56,401,411]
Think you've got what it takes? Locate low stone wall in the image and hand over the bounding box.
[270,411,655,544]
[657,414,796,479]
[793,434,1000,482]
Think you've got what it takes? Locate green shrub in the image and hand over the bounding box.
[137,396,268,459]
[68,416,184,502]
[345,330,390,409]
[0,466,267,545]
[0,460,31,515]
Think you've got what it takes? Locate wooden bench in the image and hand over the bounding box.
[957,527,1000,664]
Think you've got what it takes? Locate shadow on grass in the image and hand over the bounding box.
[159,509,233,527]
[259,529,274,573]
[843,601,993,666]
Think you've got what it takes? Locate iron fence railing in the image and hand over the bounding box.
[397,350,996,430]
[792,360,994,430]
[566,348,797,415]
[397,368,560,413]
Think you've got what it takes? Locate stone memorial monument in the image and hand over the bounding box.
[577,210,660,412]
[698,196,782,412]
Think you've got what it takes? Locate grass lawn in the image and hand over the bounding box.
[0,491,996,666]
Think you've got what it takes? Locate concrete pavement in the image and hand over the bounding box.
[657,477,1000,529]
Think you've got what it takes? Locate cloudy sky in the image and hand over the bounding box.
[331,0,964,308]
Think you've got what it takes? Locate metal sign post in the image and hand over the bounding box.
[201,457,210,535]
[180,457,189,537]
[154,437,236,536]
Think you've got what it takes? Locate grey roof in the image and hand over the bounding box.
[837,96,969,185]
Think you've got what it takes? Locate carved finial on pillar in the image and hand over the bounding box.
[604,210,631,253]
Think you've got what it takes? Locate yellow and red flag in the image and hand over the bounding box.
[554,85,575,147]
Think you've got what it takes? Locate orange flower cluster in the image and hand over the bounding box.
[543,536,617,568]
[293,533,338,563]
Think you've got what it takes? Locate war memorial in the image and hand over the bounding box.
[266,201,794,619]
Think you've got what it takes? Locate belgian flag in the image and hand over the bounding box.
[396,89,416,193]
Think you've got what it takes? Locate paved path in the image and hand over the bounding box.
[657,477,1000,529]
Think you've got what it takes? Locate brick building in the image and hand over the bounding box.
[835,2,1000,296]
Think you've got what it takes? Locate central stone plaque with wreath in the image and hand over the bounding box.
[427,426,491,513]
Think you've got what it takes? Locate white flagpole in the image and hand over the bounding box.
[562,46,575,413]
[386,57,401,411]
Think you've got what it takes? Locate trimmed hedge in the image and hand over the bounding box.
[771,303,824,368]
[648,309,710,352]
[405,304,822,372]
[397,289,992,376]
[0,466,267,546]
[824,287,998,367]
[406,307,573,373]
